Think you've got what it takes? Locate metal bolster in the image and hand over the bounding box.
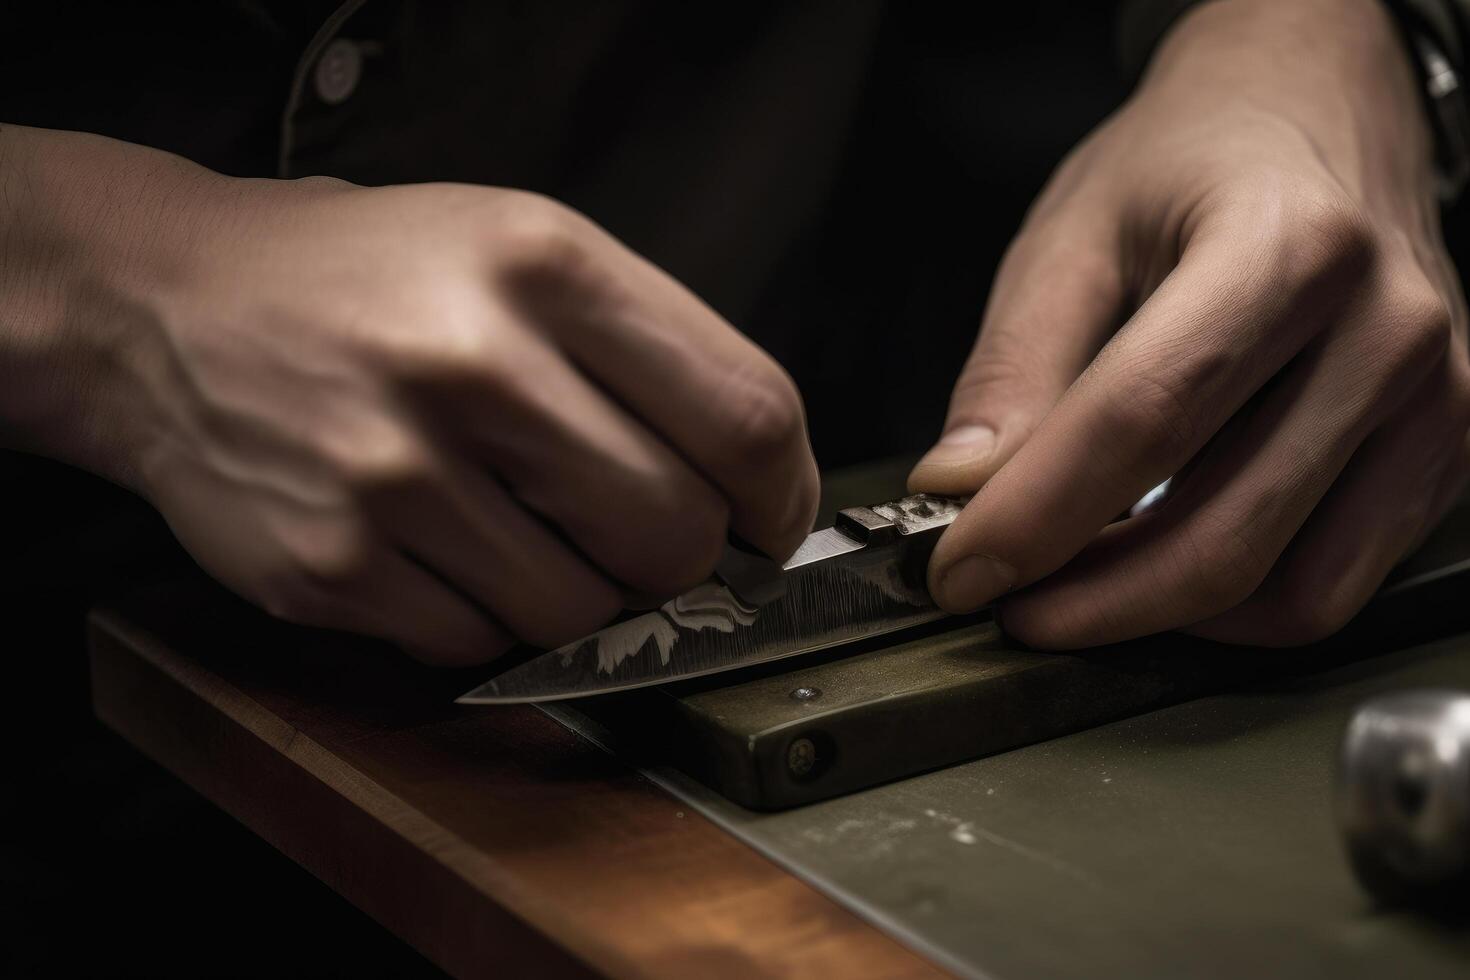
[835,506,897,546]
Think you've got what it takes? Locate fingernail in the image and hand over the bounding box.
[915,424,996,468]
[935,553,1017,613]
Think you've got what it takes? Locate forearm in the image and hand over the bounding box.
[0,124,223,487]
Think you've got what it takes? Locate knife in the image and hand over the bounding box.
[457,492,967,704]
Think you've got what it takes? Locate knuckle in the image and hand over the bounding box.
[455,339,545,407]
[363,314,553,417]
[1229,178,1376,295]
[1097,366,1203,475]
[1382,275,1452,370]
[1295,193,1375,273]
[378,313,531,397]
[329,428,435,501]
[491,191,599,283]
[717,363,807,471]
[1258,182,1370,285]
[375,322,458,373]
[1177,512,1272,616]
[286,523,376,589]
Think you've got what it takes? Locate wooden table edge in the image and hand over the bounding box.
[87,608,946,980]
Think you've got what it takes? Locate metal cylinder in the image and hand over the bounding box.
[1337,690,1470,904]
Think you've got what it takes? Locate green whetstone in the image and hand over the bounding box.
[573,461,1470,809]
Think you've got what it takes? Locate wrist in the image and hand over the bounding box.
[1140,0,1435,203]
[0,125,231,489]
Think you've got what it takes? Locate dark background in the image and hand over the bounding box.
[4,3,1464,977]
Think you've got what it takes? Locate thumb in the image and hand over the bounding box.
[909,225,1126,495]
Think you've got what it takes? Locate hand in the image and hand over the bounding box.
[0,139,819,665]
[909,0,1470,647]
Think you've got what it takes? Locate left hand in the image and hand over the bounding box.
[909,0,1470,647]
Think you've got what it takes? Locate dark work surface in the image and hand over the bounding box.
[611,632,1470,980]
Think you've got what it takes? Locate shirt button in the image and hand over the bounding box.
[314,38,363,105]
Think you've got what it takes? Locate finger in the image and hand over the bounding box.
[994,271,1447,647]
[908,216,1125,495]
[415,326,731,597]
[495,212,819,560]
[1185,343,1470,646]
[364,453,625,650]
[928,202,1372,613]
[286,545,514,667]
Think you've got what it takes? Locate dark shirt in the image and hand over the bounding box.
[6,1,877,333]
[2,2,1128,465]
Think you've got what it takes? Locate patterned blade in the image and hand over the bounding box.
[458,494,963,704]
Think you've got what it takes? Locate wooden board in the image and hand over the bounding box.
[88,582,943,980]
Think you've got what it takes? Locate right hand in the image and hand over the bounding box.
[128,179,819,664]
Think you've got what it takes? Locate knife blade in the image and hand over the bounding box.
[456,493,967,704]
